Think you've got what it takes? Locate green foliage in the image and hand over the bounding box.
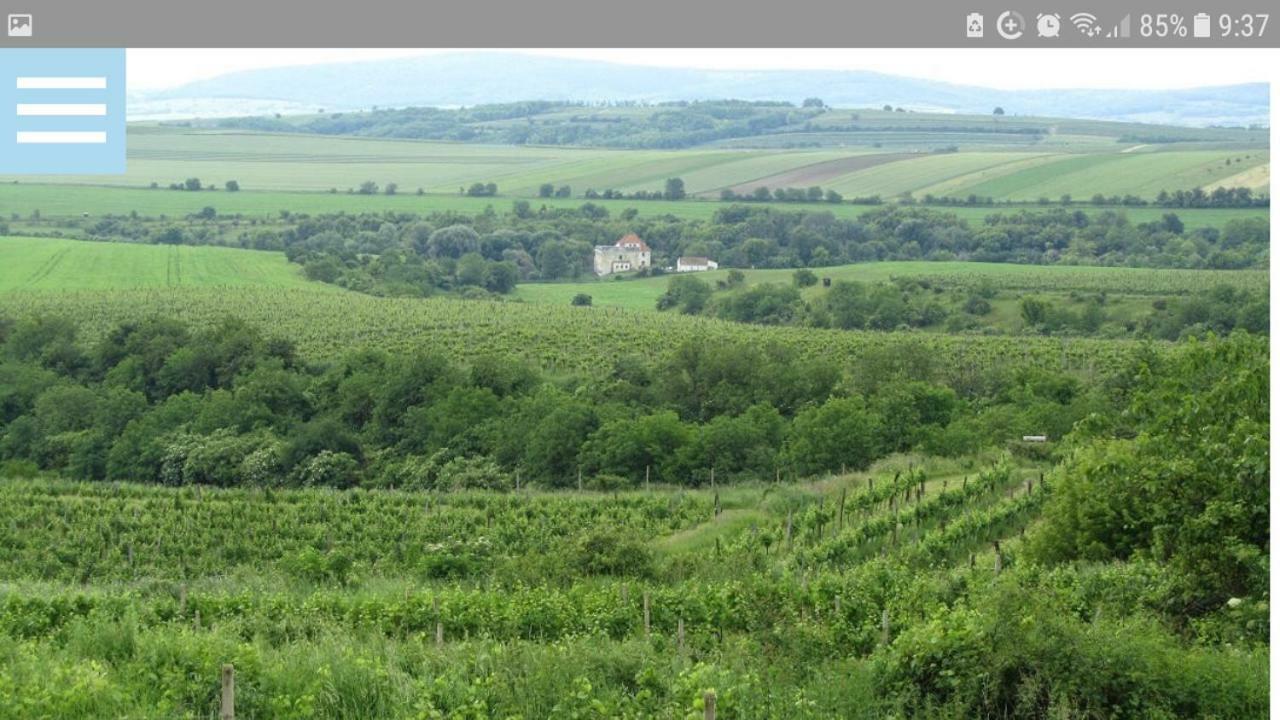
[574,529,655,577]
[657,275,712,314]
[1030,333,1268,615]
[785,397,881,475]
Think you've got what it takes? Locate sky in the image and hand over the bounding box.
[126,48,1274,92]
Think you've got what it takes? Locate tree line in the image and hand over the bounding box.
[655,272,1268,340]
[0,312,1126,489]
[51,202,1268,302]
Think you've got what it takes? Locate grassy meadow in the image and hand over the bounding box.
[0,236,323,291]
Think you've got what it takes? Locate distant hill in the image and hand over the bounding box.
[137,52,1269,128]
[201,100,1266,151]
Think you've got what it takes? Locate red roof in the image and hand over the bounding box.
[615,233,650,251]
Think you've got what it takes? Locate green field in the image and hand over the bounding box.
[957,150,1270,200]
[0,462,1119,719]
[515,261,1269,311]
[0,236,325,291]
[0,125,1267,204]
[0,90,1269,720]
[0,182,1266,232]
[0,238,1261,360]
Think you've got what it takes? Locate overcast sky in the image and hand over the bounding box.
[127,48,1273,92]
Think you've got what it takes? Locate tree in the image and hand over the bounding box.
[802,97,825,108]
[1029,334,1267,613]
[384,183,398,196]
[554,185,572,198]
[455,252,487,287]
[993,107,1005,116]
[882,104,893,111]
[358,181,378,195]
[793,269,818,287]
[183,178,202,192]
[536,241,575,280]
[656,275,712,314]
[663,177,686,200]
[427,225,481,259]
[785,396,881,474]
[484,261,520,294]
[1019,296,1050,327]
[224,180,240,192]
[570,293,592,307]
[538,183,554,198]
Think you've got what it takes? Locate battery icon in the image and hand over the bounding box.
[1193,13,1211,37]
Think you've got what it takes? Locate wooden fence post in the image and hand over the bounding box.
[677,618,685,652]
[643,592,651,639]
[880,608,890,645]
[577,468,582,492]
[220,664,235,720]
[785,510,793,550]
[993,541,1003,575]
[838,488,846,531]
[645,465,650,491]
[704,690,717,720]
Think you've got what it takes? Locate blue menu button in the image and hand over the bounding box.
[0,48,126,173]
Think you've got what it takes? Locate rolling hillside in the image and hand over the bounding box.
[137,52,1270,127]
[0,124,1267,203]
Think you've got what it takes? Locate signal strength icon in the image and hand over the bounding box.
[1105,13,1132,38]
[1070,12,1103,37]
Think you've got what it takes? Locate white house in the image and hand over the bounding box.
[676,256,718,273]
[593,233,651,276]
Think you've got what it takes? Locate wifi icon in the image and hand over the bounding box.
[1070,12,1103,36]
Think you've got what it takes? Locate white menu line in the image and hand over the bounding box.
[16,131,108,144]
[15,76,107,90]
[16,103,108,116]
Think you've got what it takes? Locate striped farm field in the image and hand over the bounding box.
[823,152,1054,198]
[0,126,1268,204]
[2,128,873,198]
[953,150,1270,200]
